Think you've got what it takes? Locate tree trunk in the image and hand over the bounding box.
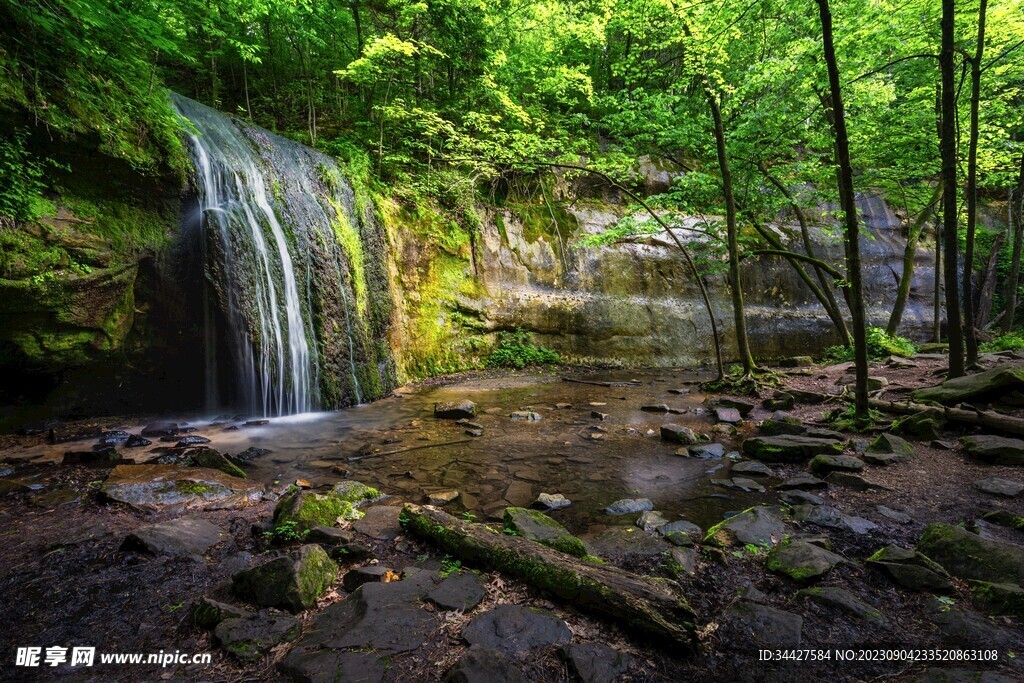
[887,182,943,335]
[399,504,697,649]
[941,0,965,378]
[1002,153,1024,333]
[709,92,755,375]
[976,232,1004,327]
[933,205,943,342]
[964,0,988,366]
[816,0,870,425]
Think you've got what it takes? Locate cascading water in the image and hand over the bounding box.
[172,94,396,416]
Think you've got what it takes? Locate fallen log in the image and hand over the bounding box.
[868,398,1024,437]
[399,503,696,649]
[561,377,643,388]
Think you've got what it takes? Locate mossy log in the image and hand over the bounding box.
[399,503,696,650]
[867,398,1024,437]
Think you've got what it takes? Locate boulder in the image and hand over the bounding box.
[660,424,698,445]
[912,363,1024,405]
[658,520,702,546]
[867,545,952,592]
[961,435,1024,465]
[503,507,587,557]
[970,581,1024,617]
[273,481,381,533]
[280,650,386,683]
[232,544,338,613]
[191,597,251,630]
[917,523,1024,585]
[604,498,654,515]
[867,433,914,458]
[462,605,571,654]
[101,464,263,510]
[975,478,1024,497]
[731,461,774,477]
[188,449,246,478]
[534,492,571,510]
[759,412,806,436]
[776,473,827,490]
[742,435,843,463]
[352,505,404,540]
[809,454,864,476]
[215,610,301,662]
[767,538,845,582]
[427,571,487,612]
[792,505,877,534]
[714,407,742,424]
[121,517,222,557]
[435,401,477,419]
[446,645,525,683]
[796,587,886,622]
[560,643,631,683]
[342,565,399,592]
[723,601,802,645]
[704,507,787,548]
[825,472,887,491]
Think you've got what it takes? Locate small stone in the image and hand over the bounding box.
[509,411,541,421]
[659,519,703,546]
[427,571,486,611]
[863,452,904,466]
[435,401,477,419]
[191,597,251,630]
[825,472,887,491]
[555,403,573,410]
[125,434,151,448]
[305,527,355,545]
[777,473,827,490]
[743,435,843,463]
[691,442,726,459]
[244,419,270,426]
[975,478,1024,497]
[604,498,654,515]
[667,546,699,577]
[714,397,756,417]
[428,490,460,504]
[705,506,787,548]
[141,421,178,437]
[867,545,953,592]
[876,505,913,524]
[353,505,403,540]
[714,407,742,424]
[534,492,571,509]
[660,424,698,445]
[640,404,670,413]
[591,411,609,421]
[867,433,914,458]
[780,491,824,506]
[731,461,773,477]
[342,565,399,592]
[637,510,669,533]
[763,393,795,411]
[792,505,878,534]
[809,454,865,476]
[176,435,211,447]
[215,611,301,662]
[767,538,845,582]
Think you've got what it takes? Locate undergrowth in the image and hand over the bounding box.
[822,327,917,363]
[486,328,560,369]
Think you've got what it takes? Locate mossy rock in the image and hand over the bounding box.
[214,611,302,662]
[189,449,246,478]
[274,490,358,534]
[893,411,945,441]
[232,544,338,613]
[503,507,587,558]
[766,538,845,582]
[331,480,382,505]
[912,363,1024,405]
[970,581,1024,617]
[981,510,1024,530]
[192,597,251,630]
[866,544,952,592]
[808,454,864,476]
[704,506,787,548]
[741,435,843,463]
[917,523,1024,586]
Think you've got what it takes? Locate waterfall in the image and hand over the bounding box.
[172,94,396,415]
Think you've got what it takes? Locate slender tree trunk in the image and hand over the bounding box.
[816,0,869,424]
[887,182,943,335]
[976,232,1004,326]
[933,206,943,342]
[708,93,755,375]
[1003,154,1024,332]
[964,0,988,366]
[941,0,965,378]
[352,0,364,57]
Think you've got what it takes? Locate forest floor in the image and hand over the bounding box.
[0,354,1022,682]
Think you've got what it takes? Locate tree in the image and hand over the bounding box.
[941,0,965,378]
[964,0,989,367]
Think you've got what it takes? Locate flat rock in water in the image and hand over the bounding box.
[509,411,541,421]
[658,519,702,546]
[792,505,877,534]
[706,506,787,548]
[462,605,571,654]
[141,421,179,437]
[660,424,698,445]
[604,498,654,515]
[797,586,886,623]
[780,490,824,506]
[918,523,1024,585]
[742,435,843,463]
[767,539,844,582]
[353,505,404,540]
[691,442,726,459]
[435,401,477,419]
[961,435,1024,465]
[583,526,669,557]
[731,460,774,477]
[713,478,765,493]
[640,404,670,413]
[121,517,222,557]
[809,454,864,476]
[776,473,827,490]
[560,643,631,683]
[714,407,742,424]
[215,611,301,662]
[723,601,802,645]
[426,571,486,611]
[504,507,586,557]
[975,478,1024,497]
[534,492,571,509]
[428,490,460,504]
[445,645,525,683]
[715,397,756,417]
[102,464,263,510]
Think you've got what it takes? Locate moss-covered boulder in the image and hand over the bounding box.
[191,597,251,630]
[101,464,263,511]
[970,581,1024,617]
[867,545,952,592]
[741,435,843,463]
[214,611,302,662]
[503,507,587,558]
[867,433,914,458]
[759,412,806,436]
[704,507,787,548]
[912,363,1024,405]
[917,523,1024,586]
[232,544,338,613]
[767,538,845,582]
[188,449,246,478]
[809,454,864,476]
[796,587,886,623]
[273,480,382,534]
[960,435,1024,466]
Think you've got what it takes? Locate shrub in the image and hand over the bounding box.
[980,333,1024,353]
[822,327,917,363]
[486,328,560,369]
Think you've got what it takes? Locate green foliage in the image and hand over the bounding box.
[485,329,560,369]
[439,555,462,578]
[980,333,1024,353]
[262,520,308,544]
[823,327,917,363]
[0,129,56,221]
[824,405,884,432]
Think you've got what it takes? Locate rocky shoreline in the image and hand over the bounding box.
[1,356,1023,682]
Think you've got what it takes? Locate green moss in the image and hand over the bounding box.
[176,481,216,496]
[296,544,338,606]
[328,198,368,316]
